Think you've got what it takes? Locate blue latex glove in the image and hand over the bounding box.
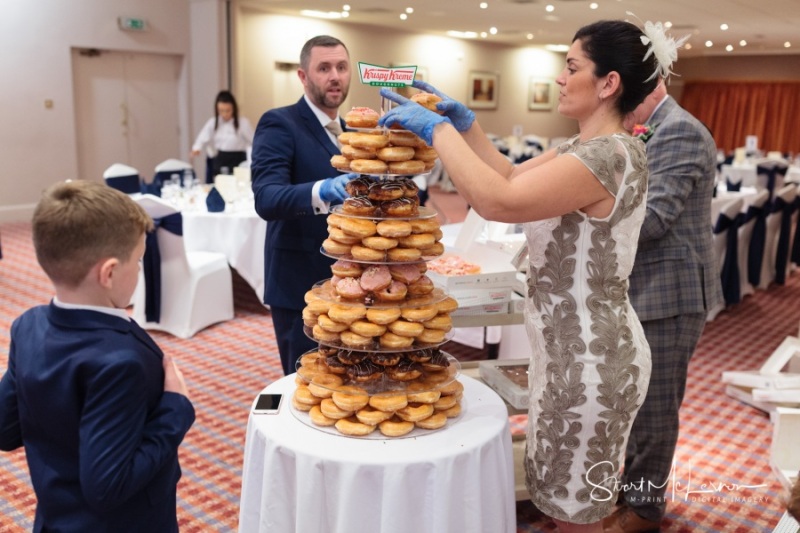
[319,173,357,204]
[378,89,452,146]
[412,80,475,132]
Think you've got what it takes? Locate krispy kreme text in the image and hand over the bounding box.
[358,62,417,87]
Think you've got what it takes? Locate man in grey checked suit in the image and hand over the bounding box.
[604,82,723,532]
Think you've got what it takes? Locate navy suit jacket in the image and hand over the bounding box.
[0,304,195,533]
[251,96,344,310]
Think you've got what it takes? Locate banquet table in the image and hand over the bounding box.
[238,374,516,533]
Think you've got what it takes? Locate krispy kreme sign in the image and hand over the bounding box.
[358,62,417,87]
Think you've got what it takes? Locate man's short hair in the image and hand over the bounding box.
[299,35,348,71]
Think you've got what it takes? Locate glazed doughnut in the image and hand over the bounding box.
[396,402,435,422]
[380,197,417,217]
[317,313,350,333]
[407,275,435,296]
[335,416,376,436]
[342,196,378,217]
[369,352,402,366]
[346,360,384,382]
[359,265,392,292]
[331,385,370,411]
[433,394,458,411]
[419,242,445,257]
[440,403,462,418]
[300,351,324,367]
[304,289,320,305]
[322,238,352,256]
[350,245,386,262]
[409,217,440,233]
[387,130,426,148]
[369,391,408,412]
[423,160,436,171]
[377,146,415,162]
[330,154,351,170]
[327,212,348,229]
[335,276,367,300]
[376,280,408,302]
[398,233,435,248]
[338,217,378,239]
[379,331,415,349]
[365,306,402,325]
[439,379,464,396]
[328,303,367,324]
[324,355,348,374]
[350,159,388,175]
[294,386,323,407]
[388,160,426,175]
[342,144,377,160]
[338,131,356,145]
[377,219,413,238]
[292,392,313,412]
[344,106,380,128]
[327,227,362,245]
[436,296,459,314]
[345,176,373,197]
[432,228,444,241]
[401,305,439,322]
[379,416,415,437]
[387,247,422,262]
[302,306,318,327]
[349,132,389,150]
[348,319,387,338]
[308,373,344,398]
[416,328,446,344]
[422,314,453,331]
[388,319,425,337]
[309,405,337,427]
[296,363,323,382]
[356,405,393,425]
[415,411,447,430]
[331,259,363,278]
[361,235,398,251]
[336,350,366,365]
[389,263,423,284]
[320,397,353,419]
[414,145,439,162]
[406,381,441,404]
[411,92,444,113]
[385,359,423,381]
[340,330,374,348]
[311,324,341,344]
[367,181,405,201]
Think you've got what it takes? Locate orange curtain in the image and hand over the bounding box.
[680,81,800,155]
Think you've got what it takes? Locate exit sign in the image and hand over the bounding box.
[118,17,148,31]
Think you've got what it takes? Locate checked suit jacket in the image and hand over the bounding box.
[628,95,723,321]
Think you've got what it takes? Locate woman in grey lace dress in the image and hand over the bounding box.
[379,18,685,532]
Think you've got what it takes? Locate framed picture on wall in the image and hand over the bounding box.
[467,71,499,109]
[528,77,554,110]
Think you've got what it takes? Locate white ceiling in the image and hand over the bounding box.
[244,0,800,57]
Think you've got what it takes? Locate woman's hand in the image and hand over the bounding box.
[412,80,475,132]
[379,89,452,146]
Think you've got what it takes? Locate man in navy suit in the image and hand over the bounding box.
[251,35,356,375]
[0,181,195,532]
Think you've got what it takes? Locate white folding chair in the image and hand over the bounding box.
[737,190,770,299]
[708,196,744,321]
[759,184,798,289]
[103,163,141,194]
[131,194,233,338]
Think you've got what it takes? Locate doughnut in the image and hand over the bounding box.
[439,379,464,396]
[414,146,438,162]
[349,319,387,338]
[311,324,340,343]
[422,351,451,372]
[401,305,439,322]
[338,217,378,238]
[350,159,388,175]
[419,242,445,257]
[346,360,384,382]
[433,394,458,411]
[345,176,373,197]
[411,92,444,113]
[350,245,386,262]
[322,238,352,255]
[415,411,447,430]
[377,146,415,162]
[361,235,398,251]
[416,328,446,344]
[399,178,419,198]
[338,131,356,145]
[385,359,423,381]
[436,297,459,314]
[369,391,408,412]
[324,354,348,374]
[335,416,376,436]
[406,381,441,404]
[369,352,402,366]
[300,351,324,367]
[308,373,343,398]
[423,160,436,171]
[409,217,440,233]
[407,275,435,296]
[432,228,444,241]
[365,306,402,325]
[292,392,313,412]
[356,405,394,425]
[320,397,354,419]
[407,349,433,363]
[367,181,405,201]
[344,106,380,128]
[387,247,422,262]
[296,363,323,382]
[335,276,367,300]
[342,144,377,160]
[342,196,378,217]
[340,330,374,348]
[327,213,348,229]
[388,263,423,284]
[317,313,350,333]
[379,416,415,437]
[440,403,462,418]
[388,319,425,337]
[388,160,426,175]
[376,280,408,302]
[331,260,363,278]
[330,154,351,170]
[336,350,366,365]
[331,385,370,411]
[328,303,367,324]
[396,402,435,422]
[388,130,426,148]
[302,306,318,327]
[327,226,362,244]
[309,405,337,427]
[380,197,417,217]
[294,386,323,407]
[398,233,435,248]
[377,219,413,238]
[422,314,453,331]
[349,132,389,150]
[379,331,415,349]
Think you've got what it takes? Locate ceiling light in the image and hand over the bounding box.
[590,3,598,9]
[406,7,413,14]
[785,41,792,48]
[341,11,349,18]
[740,40,747,47]
[545,44,569,52]
[479,2,488,8]
[480,31,488,38]
[447,30,478,39]
[664,21,672,29]
[400,13,407,20]
[705,40,713,47]
[720,23,728,30]
[545,5,555,13]
[725,44,733,51]
[343,4,350,11]
[685,43,692,50]
[526,33,534,40]
[301,10,345,19]
[489,27,498,35]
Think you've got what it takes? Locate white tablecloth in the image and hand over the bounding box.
[182,208,266,300]
[238,375,516,533]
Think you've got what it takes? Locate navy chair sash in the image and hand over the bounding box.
[205,187,226,212]
[746,203,768,287]
[714,212,741,305]
[142,212,183,323]
[725,179,742,192]
[774,196,797,285]
[757,164,788,202]
[793,196,800,265]
[105,175,142,195]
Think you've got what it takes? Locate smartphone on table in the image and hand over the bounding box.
[253,393,283,414]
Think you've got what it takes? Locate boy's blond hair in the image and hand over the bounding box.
[33,180,153,287]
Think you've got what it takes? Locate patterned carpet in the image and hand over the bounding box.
[1,219,798,532]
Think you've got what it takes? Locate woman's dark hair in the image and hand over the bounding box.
[214,90,239,130]
[573,20,660,115]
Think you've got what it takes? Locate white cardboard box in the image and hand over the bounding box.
[722,370,800,389]
[760,336,800,374]
[427,242,520,292]
[769,407,800,492]
[452,302,509,317]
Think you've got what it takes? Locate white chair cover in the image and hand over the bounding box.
[737,190,770,299]
[707,196,744,321]
[154,158,193,173]
[103,163,141,194]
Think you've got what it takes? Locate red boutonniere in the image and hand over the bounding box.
[632,123,656,143]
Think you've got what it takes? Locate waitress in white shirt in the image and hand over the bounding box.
[191,90,254,182]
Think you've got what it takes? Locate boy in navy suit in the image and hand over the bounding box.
[0,180,195,532]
